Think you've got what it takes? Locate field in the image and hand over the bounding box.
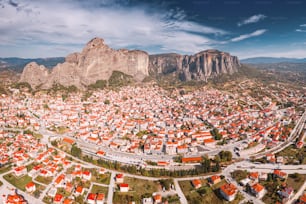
[113,177,158,204]
[35,176,53,185]
[179,179,243,204]
[90,184,108,195]
[4,173,33,191]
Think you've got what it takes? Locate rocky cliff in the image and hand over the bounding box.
[148,49,240,81]
[20,38,240,89]
[20,37,149,89]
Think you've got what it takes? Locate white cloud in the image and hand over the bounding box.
[0,0,227,57]
[230,29,267,42]
[300,24,306,27]
[238,14,266,27]
[296,29,306,32]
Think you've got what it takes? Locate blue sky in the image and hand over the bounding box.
[0,0,306,59]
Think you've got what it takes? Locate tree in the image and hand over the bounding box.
[219,150,232,162]
[71,145,82,158]
[210,128,222,140]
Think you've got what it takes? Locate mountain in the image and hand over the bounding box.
[149,49,240,81]
[241,57,306,64]
[0,57,64,72]
[20,38,149,89]
[20,37,240,89]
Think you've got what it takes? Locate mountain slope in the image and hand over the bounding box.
[241,57,306,64]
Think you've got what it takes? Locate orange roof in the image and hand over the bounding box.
[249,172,259,179]
[62,137,75,145]
[26,182,35,188]
[157,161,169,166]
[300,194,306,202]
[96,193,105,201]
[192,179,202,187]
[87,193,96,201]
[154,194,162,201]
[182,157,202,163]
[220,183,237,196]
[54,194,63,202]
[63,198,73,204]
[204,138,215,143]
[251,183,264,193]
[76,186,83,193]
[211,175,221,182]
[120,183,129,188]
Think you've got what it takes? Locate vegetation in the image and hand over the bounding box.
[88,79,107,90]
[231,170,248,182]
[71,144,82,158]
[211,128,222,140]
[218,151,232,162]
[108,71,134,87]
[276,145,306,164]
[3,173,32,191]
[90,184,108,195]
[35,176,53,185]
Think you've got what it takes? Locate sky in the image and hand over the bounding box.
[0,0,306,59]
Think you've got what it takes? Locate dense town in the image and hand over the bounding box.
[0,80,305,204]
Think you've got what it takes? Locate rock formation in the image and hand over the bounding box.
[20,38,240,89]
[148,49,240,81]
[20,37,149,89]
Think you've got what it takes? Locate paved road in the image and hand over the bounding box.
[288,180,306,204]
[173,179,188,204]
[107,172,116,204]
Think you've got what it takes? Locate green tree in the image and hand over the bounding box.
[71,145,82,158]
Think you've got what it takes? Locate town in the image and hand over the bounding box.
[0,80,305,204]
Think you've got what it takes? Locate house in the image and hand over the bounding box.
[54,174,65,188]
[63,198,73,204]
[119,183,129,192]
[53,194,64,204]
[142,197,153,204]
[96,193,105,204]
[278,187,294,199]
[192,179,202,189]
[209,175,221,185]
[153,194,162,204]
[13,166,27,177]
[296,141,304,149]
[182,156,202,163]
[87,193,97,204]
[75,186,85,196]
[273,169,287,180]
[6,192,27,204]
[25,182,36,193]
[47,187,57,197]
[62,137,75,146]
[82,171,92,180]
[239,178,251,186]
[250,183,265,199]
[249,172,259,181]
[116,174,124,183]
[220,183,237,201]
[297,193,306,204]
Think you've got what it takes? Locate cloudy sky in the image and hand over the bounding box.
[1,0,306,59]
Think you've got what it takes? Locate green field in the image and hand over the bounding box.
[90,184,108,195]
[4,173,33,191]
[35,176,53,185]
[179,179,243,204]
[113,177,158,204]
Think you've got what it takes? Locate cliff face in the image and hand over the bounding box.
[149,49,240,81]
[20,38,240,89]
[20,37,149,89]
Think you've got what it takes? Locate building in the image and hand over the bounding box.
[192,179,202,189]
[119,183,129,192]
[182,156,202,163]
[25,182,36,193]
[250,183,265,199]
[116,174,124,183]
[220,183,237,201]
[209,175,221,185]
